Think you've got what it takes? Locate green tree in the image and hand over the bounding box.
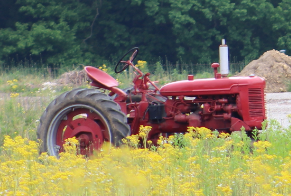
[0,0,98,65]
[130,0,235,62]
[227,0,278,61]
[87,0,177,64]
[274,0,291,54]
[0,0,290,68]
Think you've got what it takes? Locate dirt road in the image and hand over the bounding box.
[266,92,291,128]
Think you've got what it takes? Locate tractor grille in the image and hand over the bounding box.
[248,88,264,117]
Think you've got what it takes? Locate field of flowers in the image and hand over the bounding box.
[1,123,291,195]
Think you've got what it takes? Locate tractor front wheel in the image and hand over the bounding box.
[37,88,130,157]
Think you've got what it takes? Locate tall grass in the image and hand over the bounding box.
[0,67,70,145]
[0,90,55,145]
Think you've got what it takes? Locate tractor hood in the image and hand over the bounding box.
[159,76,265,96]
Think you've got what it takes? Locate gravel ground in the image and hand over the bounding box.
[266,92,291,128]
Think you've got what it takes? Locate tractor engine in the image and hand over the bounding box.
[134,74,266,139]
[160,74,265,130]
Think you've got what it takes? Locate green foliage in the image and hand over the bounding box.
[171,133,186,148]
[0,0,95,66]
[195,72,213,79]
[1,0,291,68]
[154,61,164,76]
[0,97,46,144]
[171,68,179,81]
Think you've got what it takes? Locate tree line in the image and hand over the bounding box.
[0,0,290,67]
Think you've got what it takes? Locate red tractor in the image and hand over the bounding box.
[37,43,266,157]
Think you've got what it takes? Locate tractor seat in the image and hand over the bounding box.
[85,66,118,88]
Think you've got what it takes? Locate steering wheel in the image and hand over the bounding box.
[115,47,139,73]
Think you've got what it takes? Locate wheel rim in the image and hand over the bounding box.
[47,104,111,157]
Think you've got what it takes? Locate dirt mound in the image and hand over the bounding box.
[237,50,291,93]
[57,70,88,86]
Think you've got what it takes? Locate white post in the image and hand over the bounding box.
[219,39,229,77]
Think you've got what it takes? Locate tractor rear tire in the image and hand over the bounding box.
[37,88,130,157]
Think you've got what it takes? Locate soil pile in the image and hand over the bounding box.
[57,70,88,86]
[237,50,291,93]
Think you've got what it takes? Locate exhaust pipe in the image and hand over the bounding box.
[219,39,229,77]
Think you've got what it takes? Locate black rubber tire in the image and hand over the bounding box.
[37,88,130,157]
